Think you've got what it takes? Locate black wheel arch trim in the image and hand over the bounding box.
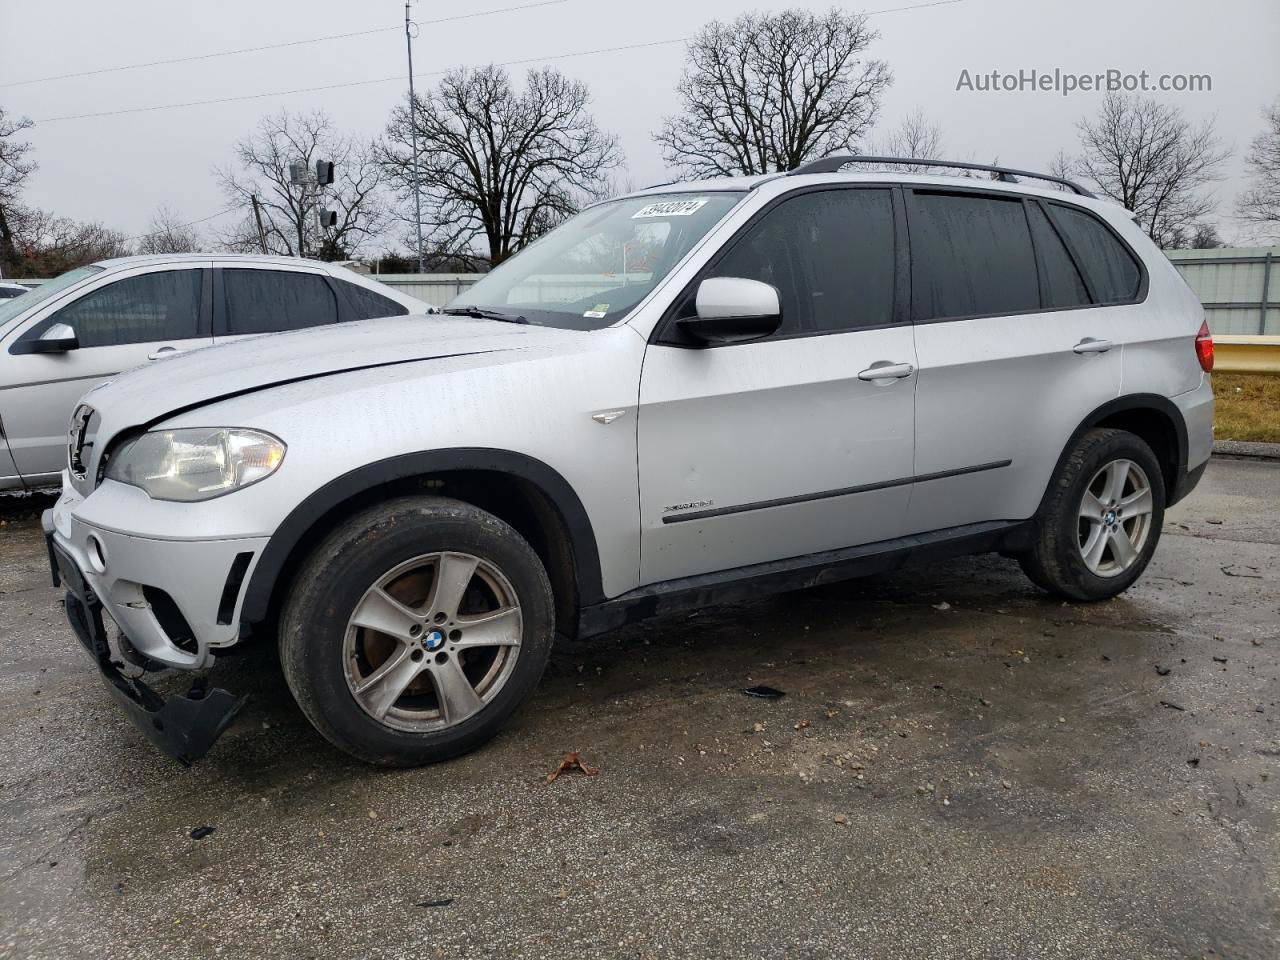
[238,448,606,628]
[1038,393,1190,517]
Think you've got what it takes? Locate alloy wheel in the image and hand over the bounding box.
[1077,458,1155,578]
[342,552,522,732]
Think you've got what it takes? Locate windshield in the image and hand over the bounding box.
[0,265,103,329]
[449,192,746,330]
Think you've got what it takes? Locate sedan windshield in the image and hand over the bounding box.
[0,265,103,330]
[448,192,746,330]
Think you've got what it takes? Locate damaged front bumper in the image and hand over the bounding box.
[47,534,245,765]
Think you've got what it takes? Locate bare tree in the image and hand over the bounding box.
[1064,92,1229,247]
[217,109,388,260]
[867,110,944,167]
[1047,149,1075,182]
[5,206,132,276]
[0,105,137,276]
[1189,221,1223,248]
[135,205,203,255]
[655,8,891,178]
[382,64,620,268]
[0,106,38,276]
[1236,98,1280,239]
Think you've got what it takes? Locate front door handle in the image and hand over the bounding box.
[1073,337,1113,355]
[147,346,182,360]
[857,361,915,382]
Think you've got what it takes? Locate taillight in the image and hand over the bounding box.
[1195,320,1214,373]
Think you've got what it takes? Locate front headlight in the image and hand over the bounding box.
[104,428,286,502]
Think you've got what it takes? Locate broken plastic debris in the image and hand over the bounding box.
[742,685,785,699]
[189,826,215,840]
[1221,564,1262,579]
[416,898,454,908]
[546,751,599,783]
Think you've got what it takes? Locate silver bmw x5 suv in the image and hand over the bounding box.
[43,156,1214,766]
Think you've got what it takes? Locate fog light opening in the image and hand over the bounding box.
[86,534,108,574]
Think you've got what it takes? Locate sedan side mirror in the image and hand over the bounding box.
[677,277,782,346]
[28,322,80,354]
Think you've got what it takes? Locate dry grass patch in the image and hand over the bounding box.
[1213,373,1280,444]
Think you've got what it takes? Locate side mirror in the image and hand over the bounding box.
[24,323,80,354]
[678,277,782,346]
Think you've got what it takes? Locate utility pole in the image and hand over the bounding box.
[250,194,269,254]
[405,0,425,274]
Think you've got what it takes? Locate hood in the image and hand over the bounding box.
[83,314,576,425]
[73,315,587,491]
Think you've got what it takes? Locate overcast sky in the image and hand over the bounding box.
[3,0,1277,249]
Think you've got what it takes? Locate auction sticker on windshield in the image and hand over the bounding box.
[632,199,709,218]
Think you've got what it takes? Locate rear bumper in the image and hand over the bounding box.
[1168,378,1214,507]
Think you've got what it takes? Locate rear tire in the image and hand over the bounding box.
[279,496,554,767]
[1019,428,1165,601]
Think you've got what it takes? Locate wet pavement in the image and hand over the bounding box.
[1,457,1277,959]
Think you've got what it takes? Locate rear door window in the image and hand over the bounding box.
[1027,203,1090,308]
[908,191,1040,321]
[46,269,202,347]
[223,269,338,335]
[1047,203,1142,303]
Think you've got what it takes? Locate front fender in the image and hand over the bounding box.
[237,448,606,627]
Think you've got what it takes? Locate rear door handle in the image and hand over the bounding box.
[1073,337,1113,355]
[857,361,915,382]
[147,346,182,360]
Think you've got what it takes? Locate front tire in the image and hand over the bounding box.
[279,496,554,766]
[1019,428,1165,601]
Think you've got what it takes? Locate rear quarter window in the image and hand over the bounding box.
[338,281,409,320]
[1026,202,1090,309]
[1047,203,1143,303]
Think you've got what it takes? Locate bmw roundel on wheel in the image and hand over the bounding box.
[42,158,1213,766]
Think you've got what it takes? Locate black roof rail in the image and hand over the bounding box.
[788,155,1096,198]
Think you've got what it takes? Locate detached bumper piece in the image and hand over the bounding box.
[51,536,245,765]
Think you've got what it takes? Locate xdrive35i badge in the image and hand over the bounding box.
[664,499,714,513]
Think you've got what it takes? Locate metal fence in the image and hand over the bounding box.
[374,273,478,306]
[1164,248,1278,336]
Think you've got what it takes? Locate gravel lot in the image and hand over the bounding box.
[1,457,1277,960]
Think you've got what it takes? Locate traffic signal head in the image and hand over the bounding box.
[318,209,338,228]
[315,160,336,185]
